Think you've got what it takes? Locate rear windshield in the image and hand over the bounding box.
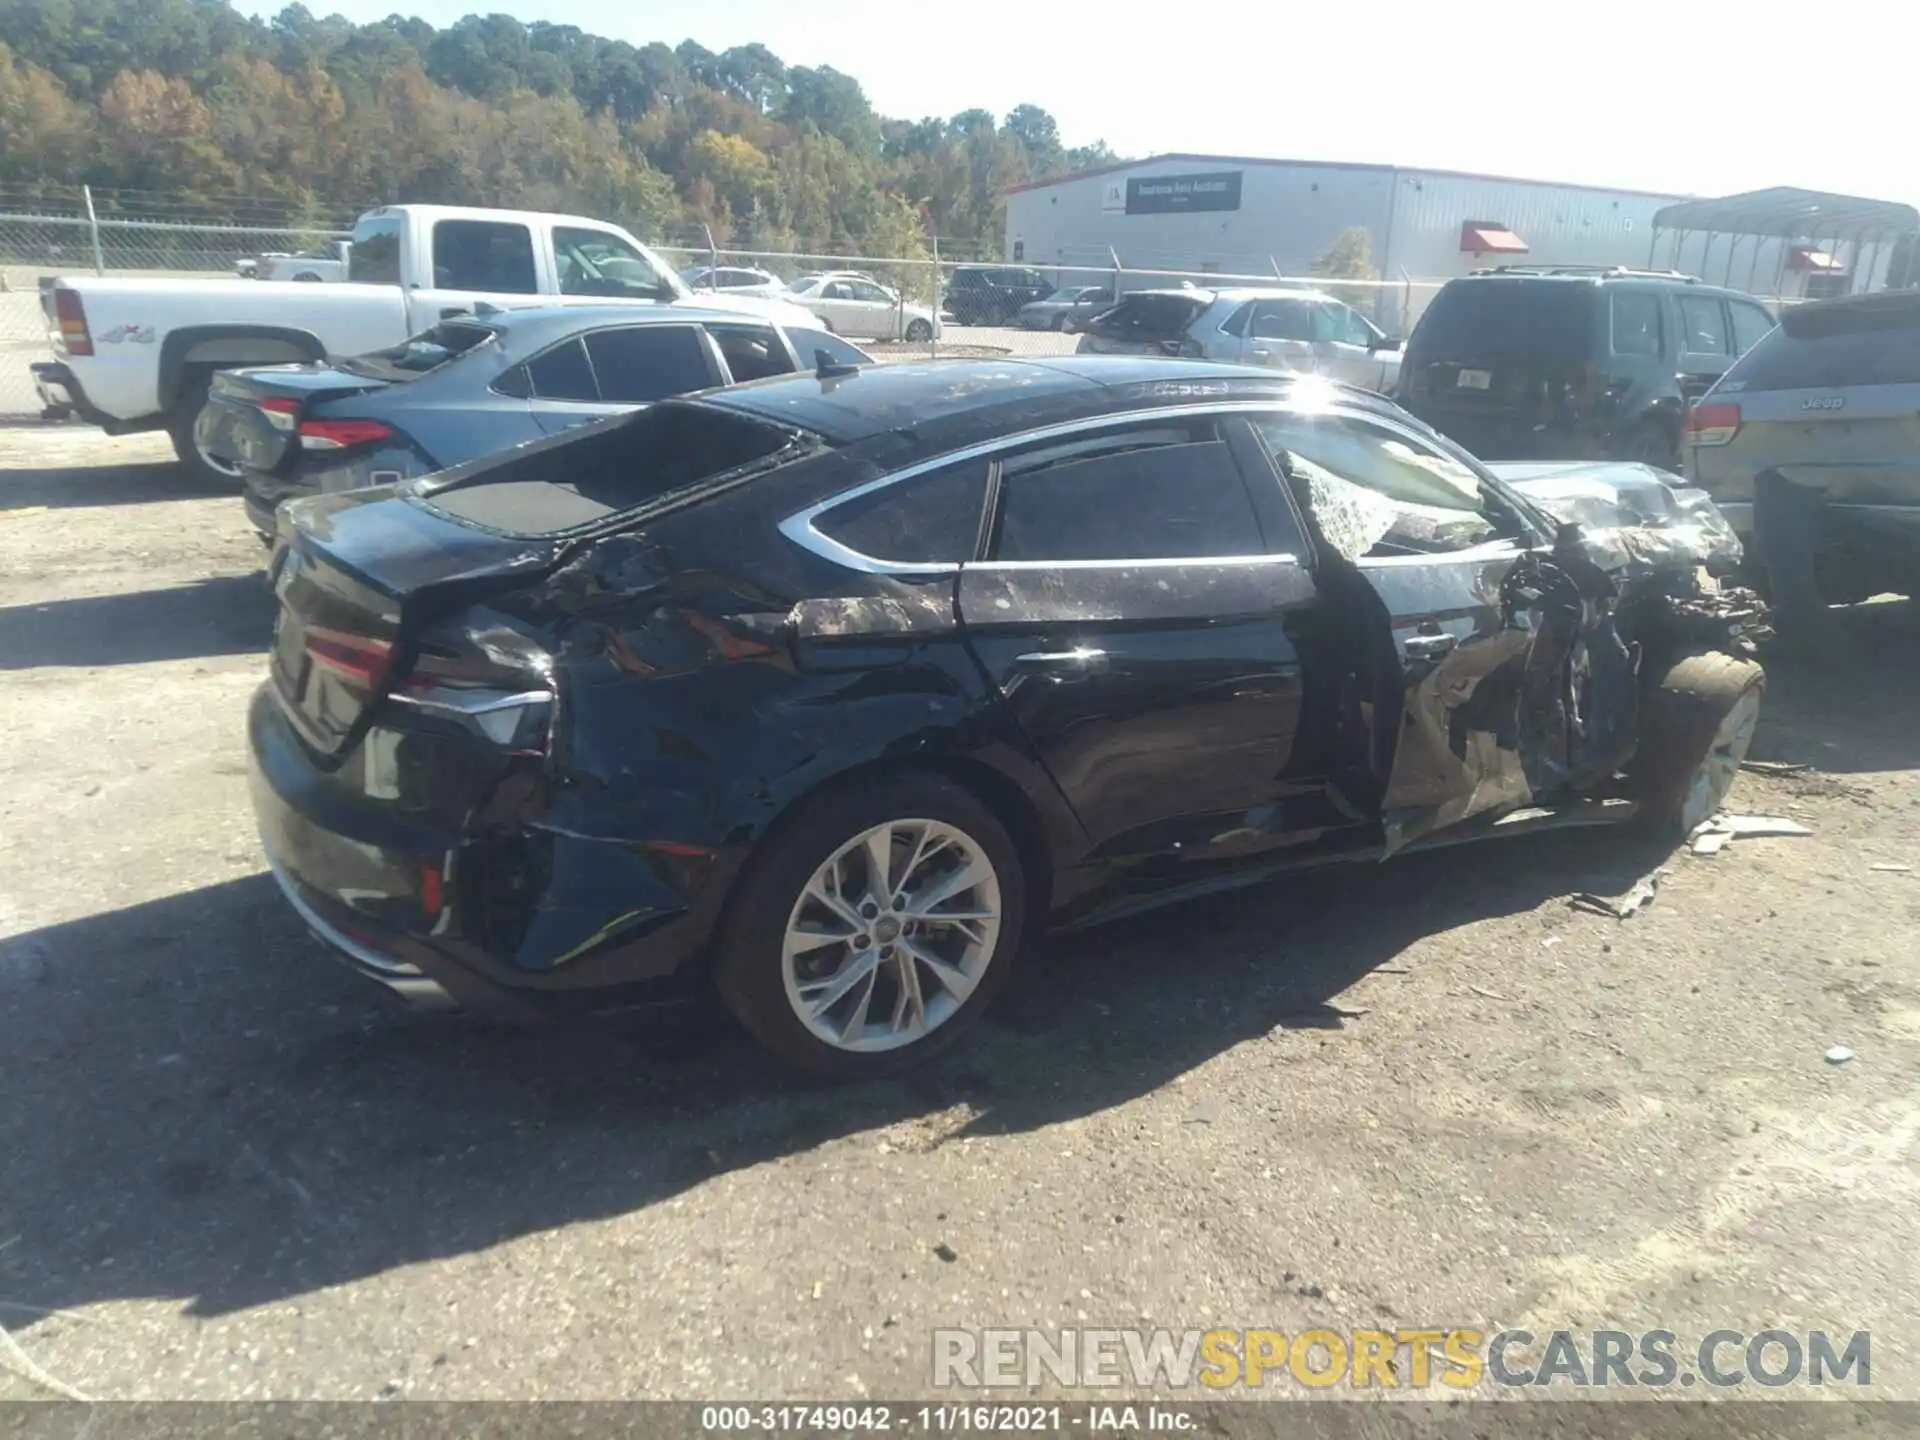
[418,402,808,537]
[1085,293,1209,340]
[1411,280,1595,363]
[1718,301,1920,392]
[341,321,496,382]
[347,213,402,285]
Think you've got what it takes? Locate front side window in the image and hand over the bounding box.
[431,219,538,294]
[583,326,713,404]
[992,425,1259,563]
[815,461,990,565]
[1316,301,1377,347]
[1255,411,1508,559]
[823,281,856,300]
[554,226,672,298]
[1677,296,1731,356]
[1610,291,1664,357]
[851,280,894,304]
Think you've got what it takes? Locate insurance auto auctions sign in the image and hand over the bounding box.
[1120,171,1244,215]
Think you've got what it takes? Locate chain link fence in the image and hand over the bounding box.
[0,189,1818,423]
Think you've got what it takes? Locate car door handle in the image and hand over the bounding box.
[1013,648,1108,671]
[1250,347,1271,359]
[1403,632,1458,659]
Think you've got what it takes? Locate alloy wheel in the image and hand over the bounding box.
[781,818,1002,1053]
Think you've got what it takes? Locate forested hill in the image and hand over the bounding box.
[0,0,1116,256]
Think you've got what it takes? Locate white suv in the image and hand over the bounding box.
[1077,286,1402,392]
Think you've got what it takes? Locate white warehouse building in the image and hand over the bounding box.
[1003,153,1916,332]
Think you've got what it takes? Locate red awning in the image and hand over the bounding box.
[1461,223,1528,254]
[1789,246,1843,272]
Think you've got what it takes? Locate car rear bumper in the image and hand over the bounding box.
[247,682,725,1014]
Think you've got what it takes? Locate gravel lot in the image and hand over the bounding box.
[3,426,1919,1407]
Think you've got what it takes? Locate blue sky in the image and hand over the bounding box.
[233,0,1914,205]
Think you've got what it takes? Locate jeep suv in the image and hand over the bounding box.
[944,266,1054,326]
[1399,267,1776,467]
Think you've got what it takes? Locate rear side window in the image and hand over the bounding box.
[421,402,805,537]
[1720,302,1920,392]
[815,461,989,564]
[710,325,792,383]
[584,326,714,403]
[1411,280,1593,363]
[1084,293,1210,340]
[432,219,538,294]
[523,338,599,402]
[1677,296,1731,356]
[787,327,872,369]
[993,436,1258,562]
[1610,291,1663,357]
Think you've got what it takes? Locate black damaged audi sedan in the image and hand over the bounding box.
[251,356,1764,1077]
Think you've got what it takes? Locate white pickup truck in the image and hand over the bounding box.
[32,203,816,481]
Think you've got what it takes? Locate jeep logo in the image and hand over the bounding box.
[1801,396,1846,411]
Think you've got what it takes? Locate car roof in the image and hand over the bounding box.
[694,355,1380,450]
[1444,269,1757,300]
[477,303,804,342]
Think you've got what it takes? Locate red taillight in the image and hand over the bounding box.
[419,861,444,917]
[298,418,394,451]
[53,289,92,356]
[303,625,394,686]
[1686,401,1742,447]
[257,396,301,432]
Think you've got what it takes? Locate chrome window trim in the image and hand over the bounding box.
[779,399,1360,576]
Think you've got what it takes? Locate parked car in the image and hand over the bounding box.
[30,204,817,484]
[680,264,788,300]
[944,266,1054,326]
[257,243,351,284]
[1018,285,1114,332]
[786,273,938,342]
[1399,267,1776,469]
[250,355,1762,1078]
[1075,286,1402,391]
[1686,287,1920,609]
[199,305,876,540]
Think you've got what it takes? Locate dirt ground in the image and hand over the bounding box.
[2,425,1919,1408]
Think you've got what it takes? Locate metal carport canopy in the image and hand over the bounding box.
[1652,187,1918,238]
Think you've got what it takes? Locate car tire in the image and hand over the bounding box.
[713,772,1027,1080]
[1630,651,1766,840]
[904,318,933,343]
[168,372,244,488]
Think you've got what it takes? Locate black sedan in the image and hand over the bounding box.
[196,305,874,540]
[250,357,1765,1078]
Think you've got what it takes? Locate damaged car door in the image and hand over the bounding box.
[956,414,1348,873]
[1249,408,1636,852]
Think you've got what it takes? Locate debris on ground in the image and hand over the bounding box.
[1741,760,1812,777]
[932,1242,958,1263]
[1826,1046,1856,1066]
[1688,813,1815,856]
[1569,870,1665,919]
[1869,864,1912,874]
